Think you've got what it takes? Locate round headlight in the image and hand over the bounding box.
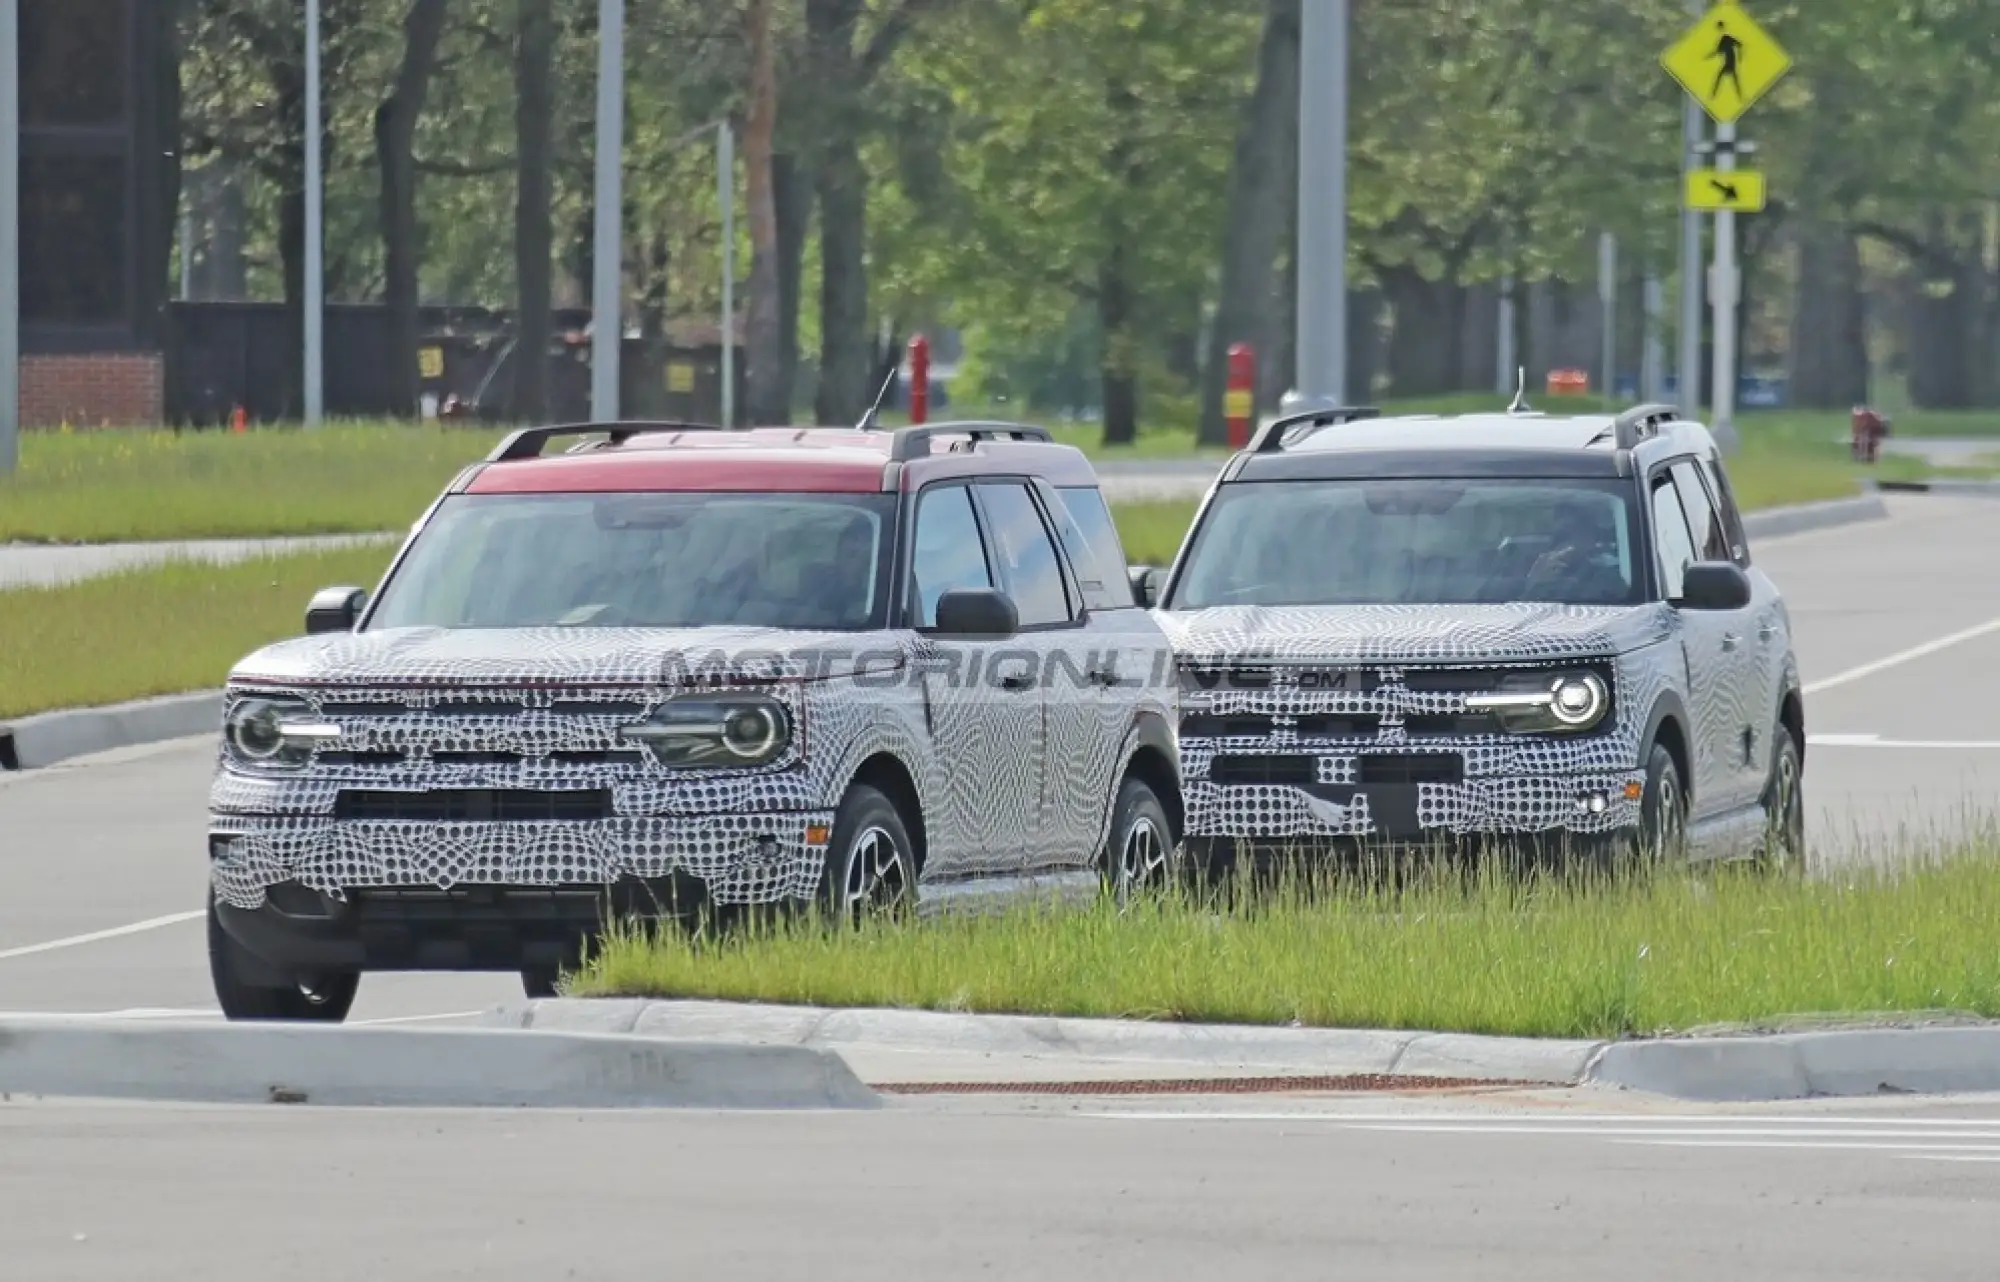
[721,703,782,759]
[1548,674,1608,727]
[229,700,288,760]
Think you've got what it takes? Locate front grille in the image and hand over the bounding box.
[1209,755,1318,787]
[1356,753,1463,785]
[332,788,614,822]
[317,695,653,718]
[1185,713,1382,740]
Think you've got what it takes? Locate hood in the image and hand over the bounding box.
[1157,602,1671,667]
[229,625,901,689]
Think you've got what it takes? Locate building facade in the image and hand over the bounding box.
[17,0,174,426]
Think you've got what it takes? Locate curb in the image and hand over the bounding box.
[492,999,2000,1101]
[0,691,220,772]
[0,490,1912,773]
[1872,477,2000,497]
[0,1015,880,1109]
[486,999,1603,1086]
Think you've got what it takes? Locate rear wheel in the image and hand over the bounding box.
[815,784,918,924]
[208,899,358,1023]
[1758,728,1806,874]
[521,968,562,999]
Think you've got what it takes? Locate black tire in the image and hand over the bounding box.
[207,899,358,1023]
[1759,727,1806,874]
[1102,774,1174,904]
[1636,743,1689,866]
[522,968,562,999]
[814,784,918,924]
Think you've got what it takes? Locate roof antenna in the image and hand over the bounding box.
[856,364,899,431]
[1506,366,1532,414]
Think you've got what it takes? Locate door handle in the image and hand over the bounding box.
[1721,633,1741,652]
[1758,622,1779,642]
[1001,673,1034,691]
[1086,667,1120,688]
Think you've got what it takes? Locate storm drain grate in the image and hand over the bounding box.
[870,1074,1543,1096]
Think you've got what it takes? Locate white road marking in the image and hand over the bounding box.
[1809,733,2000,749]
[350,1010,487,1027]
[1803,613,2000,695]
[1342,1124,2000,1140]
[1619,1140,2000,1154]
[0,911,204,962]
[1086,1112,2000,1126]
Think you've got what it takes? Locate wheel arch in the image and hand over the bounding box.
[1120,710,1184,843]
[1640,690,1693,799]
[847,751,927,874]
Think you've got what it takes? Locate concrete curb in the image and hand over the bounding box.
[486,999,1603,1086]
[0,1015,880,1109]
[1873,477,2000,497]
[1738,492,1888,541]
[1584,1026,2000,1102]
[492,999,2000,1101]
[0,692,220,772]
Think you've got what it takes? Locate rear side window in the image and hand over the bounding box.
[1054,485,1136,610]
[1650,477,1698,600]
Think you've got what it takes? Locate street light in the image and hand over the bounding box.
[304,0,323,426]
[591,0,625,422]
[1294,0,1348,409]
[0,0,19,474]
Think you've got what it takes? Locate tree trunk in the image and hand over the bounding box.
[1099,82,1142,448]
[272,58,307,419]
[1383,272,1466,397]
[1200,0,1300,445]
[514,0,556,423]
[1348,287,1384,401]
[1785,219,1868,408]
[773,152,813,419]
[631,228,671,417]
[814,135,871,423]
[374,0,451,419]
[742,0,786,427]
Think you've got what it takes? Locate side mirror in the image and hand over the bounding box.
[934,588,1018,639]
[306,586,369,635]
[1128,565,1156,607]
[1677,562,1751,612]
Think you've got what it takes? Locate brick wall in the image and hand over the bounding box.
[19,353,166,427]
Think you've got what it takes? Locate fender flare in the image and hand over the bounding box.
[1639,689,1693,786]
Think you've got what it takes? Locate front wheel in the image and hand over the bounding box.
[1758,728,1806,874]
[815,784,918,924]
[1635,743,1688,867]
[208,900,358,1023]
[1102,774,1174,905]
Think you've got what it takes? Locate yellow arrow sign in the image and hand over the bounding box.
[1686,168,1767,212]
[1661,2,1792,124]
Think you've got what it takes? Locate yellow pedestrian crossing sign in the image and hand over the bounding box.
[1686,168,1766,212]
[1661,2,1791,124]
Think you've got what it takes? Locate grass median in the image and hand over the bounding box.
[0,502,1192,720]
[572,853,2000,1041]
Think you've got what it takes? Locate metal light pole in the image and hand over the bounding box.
[1598,233,1617,404]
[1642,274,1665,402]
[1676,0,1703,421]
[1710,118,1740,449]
[303,0,324,426]
[0,0,19,474]
[1295,0,1348,407]
[718,120,734,428]
[590,0,625,422]
[1496,276,1516,395]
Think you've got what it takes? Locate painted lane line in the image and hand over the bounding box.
[1342,1125,2000,1140]
[350,1010,487,1027]
[1803,613,2000,696]
[0,911,204,962]
[1081,1112,2000,1126]
[1618,1139,2000,1154]
[1809,734,2000,750]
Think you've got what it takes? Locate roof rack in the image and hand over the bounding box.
[486,420,726,462]
[1608,402,1680,450]
[1246,405,1382,454]
[888,421,1055,462]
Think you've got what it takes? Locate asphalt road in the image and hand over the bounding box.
[3,1089,1996,1281]
[4,491,2000,1027]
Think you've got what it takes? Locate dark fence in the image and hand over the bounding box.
[164,301,746,426]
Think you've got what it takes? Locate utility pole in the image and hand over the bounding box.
[1676,0,1703,422]
[0,0,19,475]
[718,120,734,429]
[1598,233,1618,404]
[1710,119,1740,449]
[304,0,324,426]
[1496,276,1516,395]
[590,0,625,422]
[1294,0,1348,407]
[1642,275,1665,402]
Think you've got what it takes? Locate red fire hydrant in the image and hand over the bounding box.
[1851,405,1889,463]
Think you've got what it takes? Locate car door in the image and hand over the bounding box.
[1697,450,1790,767]
[966,478,1079,873]
[1647,466,1753,820]
[907,480,1046,879]
[1676,456,1776,805]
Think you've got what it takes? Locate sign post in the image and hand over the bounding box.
[1661,1,1790,450]
[1224,343,1255,449]
[907,334,930,425]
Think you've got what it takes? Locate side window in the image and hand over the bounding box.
[1052,485,1133,611]
[1650,476,1698,601]
[1698,456,1752,565]
[1669,460,1731,563]
[909,485,994,628]
[977,482,1076,628]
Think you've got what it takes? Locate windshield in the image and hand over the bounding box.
[1169,478,1642,609]
[366,492,897,631]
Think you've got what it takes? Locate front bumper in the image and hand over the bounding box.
[1182,771,1646,843]
[208,811,836,911]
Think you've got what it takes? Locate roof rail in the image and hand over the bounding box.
[1609,402,1680,450]
[486,420,726,462]
[1246,404,1382,454]
[888,421,1055,462]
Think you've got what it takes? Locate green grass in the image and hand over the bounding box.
[0,543,398,721]
[571,854,2000,1041]
[0,501,1187,720]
